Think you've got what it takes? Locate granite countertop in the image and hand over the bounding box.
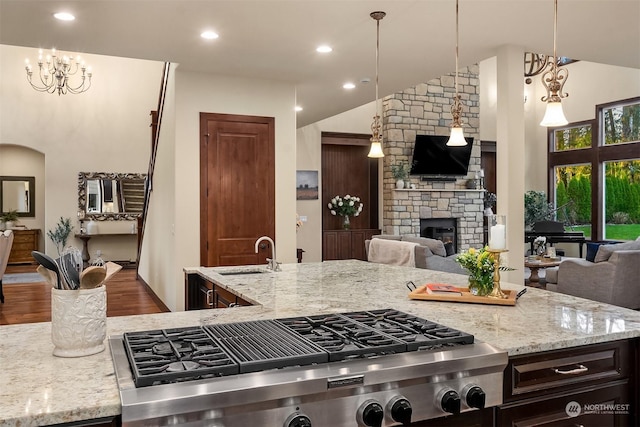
[2,260,640,426]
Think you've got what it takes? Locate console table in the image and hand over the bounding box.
[74,233,137,266]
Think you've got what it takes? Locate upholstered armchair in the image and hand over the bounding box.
[546,243,640,310]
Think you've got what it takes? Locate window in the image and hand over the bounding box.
[549,97,640,242]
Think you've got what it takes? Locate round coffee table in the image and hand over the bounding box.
[524,258,562,283]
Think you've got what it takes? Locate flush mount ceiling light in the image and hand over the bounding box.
[295,106,303,112]
[53,12,75,21]
[24,48,92,95]
[316,45,332,53]
[446,0,467,147]
[201,30,219,40]
[367,11,386,158]
[540,0,569,127]
[343,82,356,89]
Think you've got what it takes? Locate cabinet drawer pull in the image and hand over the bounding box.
[552,364,588,375]
[206,289,213,307]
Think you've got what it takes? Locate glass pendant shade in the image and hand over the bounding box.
[446,126,467,146]
[540,101,568,127]
[367,141,384,158]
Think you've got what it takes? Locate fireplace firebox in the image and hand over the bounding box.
[420,218,458,254]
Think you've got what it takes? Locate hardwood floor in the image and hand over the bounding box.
[0,264,169,325]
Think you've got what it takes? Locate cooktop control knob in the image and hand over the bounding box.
[387,395,412,425]
[437,388,461,415]
[284,413,312,427]
[357,399,384,427]
[463,384,486,409]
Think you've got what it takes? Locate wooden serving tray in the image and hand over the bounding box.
[408,284,517,306]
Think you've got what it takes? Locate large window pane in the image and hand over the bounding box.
[602,101,640,145]
[554,164,592,238]
[554,125,592,151]
[603,159,640,241]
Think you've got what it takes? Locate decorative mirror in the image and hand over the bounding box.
[0,176,36,217]
[78,172,147,220]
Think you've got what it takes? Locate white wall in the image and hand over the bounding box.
[0,44,162,260]
[151,69,297,311]
[296,102,376,262]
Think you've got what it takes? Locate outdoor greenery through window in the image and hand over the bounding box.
[603,102,640,145]
[549,97,640,242]
[554,125,591,151]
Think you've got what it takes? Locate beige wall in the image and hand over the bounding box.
[296,102,376,262]
[0,44,161,260]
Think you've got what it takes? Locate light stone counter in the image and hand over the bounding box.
[2,260,640,426]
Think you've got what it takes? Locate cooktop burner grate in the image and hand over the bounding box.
[277,314,407,361]
[205,320,327,373]
[342,309,474,351]
[122,327,239,387]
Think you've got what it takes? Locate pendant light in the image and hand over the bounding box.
[446,0,467,147]
[540,0,569,127]
[367,11,386,158]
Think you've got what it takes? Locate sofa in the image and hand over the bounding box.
[545,237,640,310]
[364,234,465,274]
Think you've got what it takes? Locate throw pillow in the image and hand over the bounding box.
[402,236,447,257]
[444,242,455,257]
[594,239,640,263]
[585,242,604,262]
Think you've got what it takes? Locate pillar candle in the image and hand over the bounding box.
[489,224,506,249]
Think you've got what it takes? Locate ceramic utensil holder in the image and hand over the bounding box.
[51,285,107,357]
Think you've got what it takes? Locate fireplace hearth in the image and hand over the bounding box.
[420,218,458,254]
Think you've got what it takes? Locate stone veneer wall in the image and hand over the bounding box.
[382,65,484,252]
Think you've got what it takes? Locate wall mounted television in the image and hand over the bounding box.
[409,135,474,180]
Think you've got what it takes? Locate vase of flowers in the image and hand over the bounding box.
[533,236,547,257]
[327,195,363,230]
[456,247,495,296]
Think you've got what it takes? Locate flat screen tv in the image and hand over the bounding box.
[409,135,473,178]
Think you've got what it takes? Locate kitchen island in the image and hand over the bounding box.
[1,260,639,426]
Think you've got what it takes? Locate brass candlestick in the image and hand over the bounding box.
[487,248,508,299]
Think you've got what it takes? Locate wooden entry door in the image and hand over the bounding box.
[200,113,275,267]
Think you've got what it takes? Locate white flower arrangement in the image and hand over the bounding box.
[327,194,363,217]
[534,236,547,255]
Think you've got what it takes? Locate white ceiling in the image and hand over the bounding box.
[1,0,639,127]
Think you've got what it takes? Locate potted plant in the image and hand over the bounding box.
[391,162,410,189]
[524,190,554,229]
[1,210,19,229]
[47,217,73,256]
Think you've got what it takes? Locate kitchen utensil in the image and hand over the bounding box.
[36,265,57,288]
[80,266,107,289]
[103,261,123,284]
[32,251,62,290]
[59,247,82,290]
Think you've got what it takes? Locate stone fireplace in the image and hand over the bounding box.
[381,65,485,252]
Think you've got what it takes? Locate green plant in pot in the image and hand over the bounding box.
[1,209,19,229]
[391,162,410,189]
[524,190,554,229]
[48,217,73,256]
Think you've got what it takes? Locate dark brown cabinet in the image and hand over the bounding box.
[185,273,251,310]
[322,229,379,261]
[497,339,637,426]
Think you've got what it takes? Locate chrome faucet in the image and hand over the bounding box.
[255,236,280,271]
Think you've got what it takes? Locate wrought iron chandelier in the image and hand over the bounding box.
[446,0,467,147]
[540,0,569,127]
[25,48,92,95]
[367,11,386,158]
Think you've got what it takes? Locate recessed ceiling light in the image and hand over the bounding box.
[295,106,303,112]
[343,83,356,90]
[54,12,75,21]
[201,31,219,40]
[316,45,332,53]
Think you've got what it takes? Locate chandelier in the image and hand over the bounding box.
[446,0,467,146]
[540,0,569,127]
[25,48,92,95]
[367,11,386,158]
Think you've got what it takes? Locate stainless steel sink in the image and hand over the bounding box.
[216,267,268,276]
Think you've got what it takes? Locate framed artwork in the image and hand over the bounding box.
[296,170,318,200]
